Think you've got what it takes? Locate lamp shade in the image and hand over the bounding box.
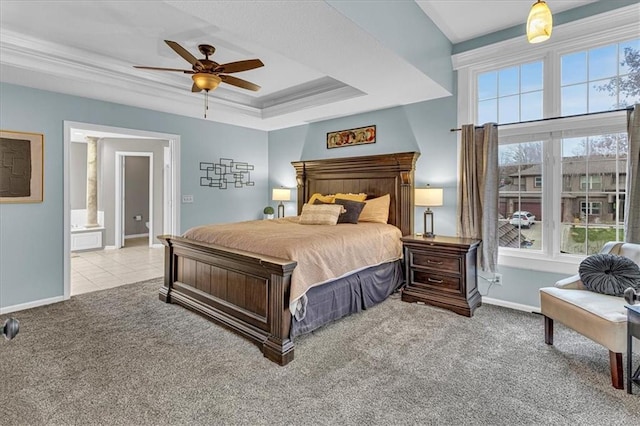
[192,73,222,91]
[415,188,443,207]
[272,188,291,202]
[526,0,553,44]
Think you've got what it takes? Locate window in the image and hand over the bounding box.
[498,141,542,250]
[477,61,543,124]
[580,201,602,215]
[579,174,602,190]
[534,176,542,187]
[561,38,640,115]
[454,7,638,270]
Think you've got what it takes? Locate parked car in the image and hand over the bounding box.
[509,211,536,228]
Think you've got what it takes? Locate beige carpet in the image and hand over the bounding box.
[1,278,639,425]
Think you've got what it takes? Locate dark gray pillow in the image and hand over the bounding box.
[313,199,365,224]
[579,253,640,296]
[334,199,365,224]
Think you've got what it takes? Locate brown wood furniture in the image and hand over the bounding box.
[401,235,481,317]
[159,152,419,365]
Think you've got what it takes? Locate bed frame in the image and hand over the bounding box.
[159,152,419,365]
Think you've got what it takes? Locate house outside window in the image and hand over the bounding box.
[453,7,638,273]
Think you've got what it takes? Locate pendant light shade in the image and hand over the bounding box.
[526,0,553,44]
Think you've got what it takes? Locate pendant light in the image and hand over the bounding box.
[526,0,553,44]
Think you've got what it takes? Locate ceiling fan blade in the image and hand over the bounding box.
[134,65,193,73]
[164,40,203,69]
[192,83,203,93]
[220,74,261,91]
[214,59,264,74]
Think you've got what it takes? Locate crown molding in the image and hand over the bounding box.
[452,4,640,70]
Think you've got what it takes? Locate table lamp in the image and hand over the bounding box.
[272,188,291,218]
[415,187,443,238]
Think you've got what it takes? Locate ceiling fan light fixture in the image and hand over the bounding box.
[192,73,221,91]
[527,0,553,44]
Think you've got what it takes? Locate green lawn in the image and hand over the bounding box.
[569,226,624,243]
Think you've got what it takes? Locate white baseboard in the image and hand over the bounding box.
[0,295,65,314]
[125,233,149,239]
[104,245,117,250]
[482,297,541,314]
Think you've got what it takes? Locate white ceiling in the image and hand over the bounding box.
[0,0,598,131]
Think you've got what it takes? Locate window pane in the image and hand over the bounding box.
[521,62,543,92]
[478,71,497,100]
[560,133,626,256]
[620,38,640,74]
[589,44,618,81]
[498,142,543,251]
[561,84,587,115]
[521,91,543,121]
[498,95,519,124]
[589,79,618,112]
[498,67,519,97]
[478,99,497,123]
[562,52,587,85]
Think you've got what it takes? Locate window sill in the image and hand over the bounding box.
[498,249,583,275]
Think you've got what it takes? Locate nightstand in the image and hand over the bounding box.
[401,235,481,317]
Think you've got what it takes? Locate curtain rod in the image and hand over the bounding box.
[449,106,634,132]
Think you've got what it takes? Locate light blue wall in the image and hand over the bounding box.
[0,82,268,309]
[327,0,453,93]
[268,97,459,237]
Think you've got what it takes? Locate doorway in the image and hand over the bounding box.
[63,121,181,300]
[115,152,153,249]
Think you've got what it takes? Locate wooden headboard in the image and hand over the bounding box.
[291,152,419,236]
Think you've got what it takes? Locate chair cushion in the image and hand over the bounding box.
[578,253,640,296]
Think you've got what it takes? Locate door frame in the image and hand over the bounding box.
[63,121,181,300]
[115,152,153,249]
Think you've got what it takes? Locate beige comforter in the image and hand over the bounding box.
[183,217,402,314]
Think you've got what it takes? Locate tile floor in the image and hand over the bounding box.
[71,237,164,296]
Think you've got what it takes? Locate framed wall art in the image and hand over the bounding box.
[0,130,44,203]
[327,125,376,149]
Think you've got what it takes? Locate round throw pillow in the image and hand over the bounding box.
[579,253,640,296]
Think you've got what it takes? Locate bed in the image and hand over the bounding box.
[159,151,419,365]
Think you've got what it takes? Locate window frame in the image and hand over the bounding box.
[452,6,638,274]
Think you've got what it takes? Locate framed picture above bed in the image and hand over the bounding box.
[0,130,44,203]
[326,125,376,149]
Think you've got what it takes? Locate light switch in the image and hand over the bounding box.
[182,195,194,203]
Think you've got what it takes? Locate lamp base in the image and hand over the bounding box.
[423,209,435,238]
[278,202,285,218]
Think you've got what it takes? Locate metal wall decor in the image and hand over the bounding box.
[200,158,255,189]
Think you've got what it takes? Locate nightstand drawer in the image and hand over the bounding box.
[409,251,461,275]
[409,270,461,293]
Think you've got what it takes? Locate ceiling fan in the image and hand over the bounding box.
[134,40,264,117]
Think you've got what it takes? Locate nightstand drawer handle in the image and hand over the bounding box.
[427,260,444,265]
[428,278,444,284]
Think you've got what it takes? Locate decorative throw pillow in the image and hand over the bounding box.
[358,194,390,224]
[308,193,335,204]
[334,199,366,224]
[578,253,640,296]
[299,203,343,225]
[334,192,368,202]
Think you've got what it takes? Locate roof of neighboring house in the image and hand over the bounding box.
[498,220,529,248]
[508,158,628,177]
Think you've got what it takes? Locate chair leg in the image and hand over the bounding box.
[544,316,553,345]
[610,351,623,389]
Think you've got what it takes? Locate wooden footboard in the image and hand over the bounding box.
[159,235,297,365]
